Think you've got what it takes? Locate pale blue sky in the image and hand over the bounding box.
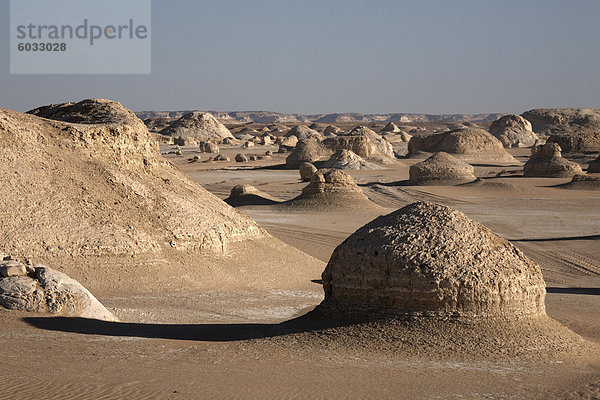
[1,0,599,114]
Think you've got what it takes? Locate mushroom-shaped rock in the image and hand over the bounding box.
[523,143,583,177]
[321,202,546,319]
[287,169,381,210]
[409,152,476,185]
[299,162,317,182]
[489,115,539,148]
[158,111,233,141]
[0,259,117,321]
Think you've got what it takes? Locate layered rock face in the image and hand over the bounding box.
[521,108,600,152]
[409,152,476,185]
[158,111,234,141]
[0,256,116,321]
[489,115,539,148]
[321,202,547,319]
[408,127,515,162]
[523,143,583,177]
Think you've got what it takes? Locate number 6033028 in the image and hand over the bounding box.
[17,43,67,51]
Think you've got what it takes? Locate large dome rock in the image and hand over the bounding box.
[322,202,546,319]
[489,114,539,148]
[408,127,516,163]
[409,152,476,185]
[158,111,234,141]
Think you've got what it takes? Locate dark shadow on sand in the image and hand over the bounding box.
[546,287,600,296]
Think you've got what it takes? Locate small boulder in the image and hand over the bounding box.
[299,162,318,182]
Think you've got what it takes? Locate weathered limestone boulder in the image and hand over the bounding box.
[299,162,318,182]
[323,149,382,170]
[321,202,547,319]
[199,141,220,153]
[235,153,249,162]
[285,138,332,168]
[409,152,476,185]
[158,111,233,141]
[286,125,320,140]
[408,127,516,162]
[489,115,539,148]
[524,143,583,177]
[277,136,299,153]
[0,257,117,321]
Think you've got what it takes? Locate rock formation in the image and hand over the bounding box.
[235,153,249,162]
[1,102,323,292]
[489,115,539,148]
[381,122,401,133]
[277,136,299,153]
[323,149,382,170]
[0,256,117,321]
[157,111,234,141]
[523,143,583,177]
[321,202,546,319]
[286,169,382,210]
[299,162,317,182]
[323,125,343,136]
[521,108,600,152]
[555,174,600,190]
[286,125,320,140]
[408,127,516,162]
[346,126,395,159]
[409,152,476,185]
[199,141,220,153]
[285,138,332,167]
[224,185,280,206]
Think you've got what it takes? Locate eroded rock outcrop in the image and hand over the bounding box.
[523,143,583,177]
[409,152,476,185]
[489,115,539,148]
[158,111,234,141]
[0,256,117,321]
[321,202,546,319]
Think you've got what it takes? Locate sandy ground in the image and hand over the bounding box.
[1,144,599,399]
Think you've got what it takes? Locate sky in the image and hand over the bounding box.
[1,0,600,114]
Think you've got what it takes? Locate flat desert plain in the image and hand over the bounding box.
[1,140,599,399]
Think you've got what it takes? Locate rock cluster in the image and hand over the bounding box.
[323,149,382,170]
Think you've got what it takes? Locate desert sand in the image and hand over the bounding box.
[1,105,599,400]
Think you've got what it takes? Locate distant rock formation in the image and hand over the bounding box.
[408,127,516,162]
[489,115,539,148]
[521,108,600,153]
[285,138,332,167]
[158,111,234,141]
[323,149,382,170]
[523,143,583,177]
